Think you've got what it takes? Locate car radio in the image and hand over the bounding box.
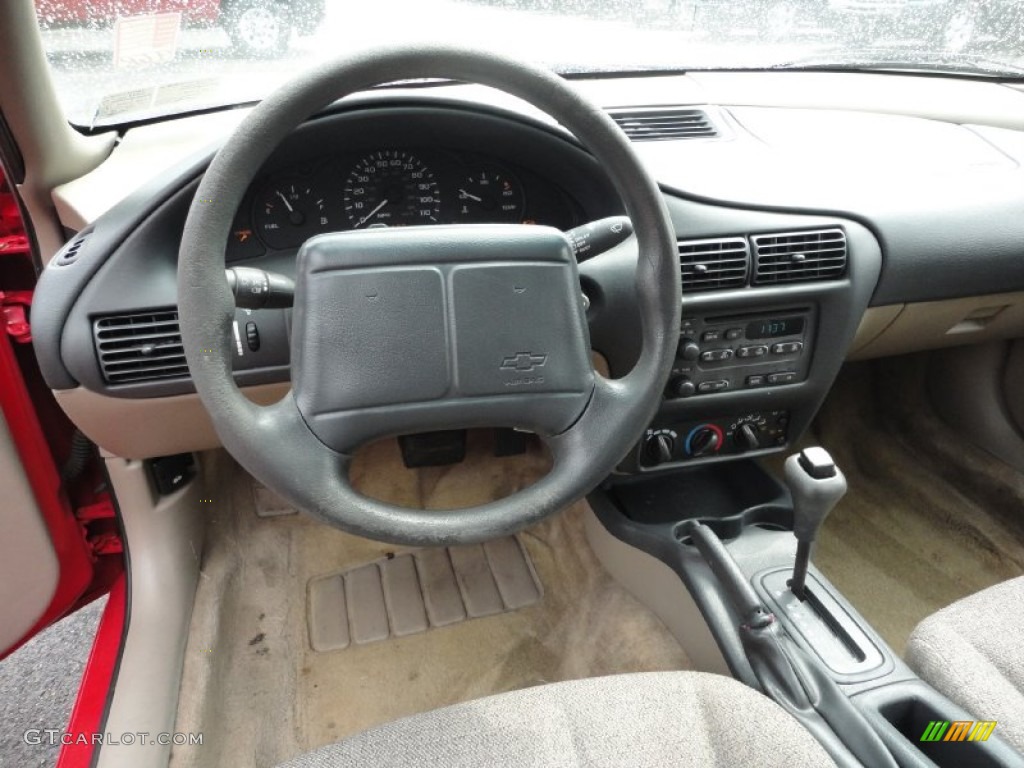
[666,308,815,398]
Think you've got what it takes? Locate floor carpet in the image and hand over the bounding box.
[803,357,1024,655]
[170,432,690,768]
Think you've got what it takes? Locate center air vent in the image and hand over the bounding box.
[608,107,720,141]
[679,237,749,292]
[94,311,188,385]
[752,230,848,285]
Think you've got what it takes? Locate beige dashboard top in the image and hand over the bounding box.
[51,71,1024,231]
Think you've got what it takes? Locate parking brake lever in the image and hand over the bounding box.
[685,521,898,768]
[685,521,774,632]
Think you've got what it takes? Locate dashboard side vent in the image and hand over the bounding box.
[679,237,749,292]
[608,107,720,141]
[93,311,188,385]
[752,229,847,285]
[54,230,92,267]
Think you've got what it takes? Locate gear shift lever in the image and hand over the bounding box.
[784,447,847,600]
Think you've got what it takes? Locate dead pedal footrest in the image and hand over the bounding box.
[307,536,542,652]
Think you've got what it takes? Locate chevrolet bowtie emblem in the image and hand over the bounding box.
[500,352,548,372]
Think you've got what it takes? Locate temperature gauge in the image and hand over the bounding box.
[454,168,525,223]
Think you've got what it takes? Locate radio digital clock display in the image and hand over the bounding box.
[746,316,805,339]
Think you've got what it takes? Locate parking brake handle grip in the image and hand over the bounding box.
[686,521,898,768]
[225,267,295,309]
[684,521,774,630]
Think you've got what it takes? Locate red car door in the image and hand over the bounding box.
[0,163,123,661]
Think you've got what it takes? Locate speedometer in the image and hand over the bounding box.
[342,150,441,229]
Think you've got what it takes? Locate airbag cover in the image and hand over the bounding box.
[291,224,594,451]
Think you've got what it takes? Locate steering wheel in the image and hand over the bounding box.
[177,46,680,545]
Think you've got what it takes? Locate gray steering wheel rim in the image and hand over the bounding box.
[177,45,681,545]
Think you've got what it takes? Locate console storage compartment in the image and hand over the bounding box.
[854,681,1021,768]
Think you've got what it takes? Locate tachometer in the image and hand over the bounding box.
[342,151,441,228]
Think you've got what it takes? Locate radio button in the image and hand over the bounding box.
[771,341,804,355]
[767,372,798,385]
[702,329,722,342]
[698,380,730,393]
[736,345,769,359]
[725,328,744,341]
[746,375,766,388]
[700,349,734,363]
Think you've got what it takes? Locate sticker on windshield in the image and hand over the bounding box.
[113,12,181,69]
[94,79,218,123]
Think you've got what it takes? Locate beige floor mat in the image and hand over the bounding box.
[795,358,1024,655]
[170,433,691,768]
[307,536,543,651]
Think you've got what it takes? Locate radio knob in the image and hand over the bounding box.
[667,376,696,399]
[643,434,675,466]
[677,340,700,362]
[735,423,760,452]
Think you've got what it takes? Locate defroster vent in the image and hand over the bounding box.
[608,107,720,141]
[679,237,749,292]
[752,229,847,285]
[94,311,188,384]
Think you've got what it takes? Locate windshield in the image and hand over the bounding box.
[35,0,1024,127]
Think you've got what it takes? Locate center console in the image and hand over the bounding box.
[579,165,1022,766]
[588,456,1024,768]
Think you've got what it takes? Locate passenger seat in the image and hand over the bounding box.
[906,576,1024,754]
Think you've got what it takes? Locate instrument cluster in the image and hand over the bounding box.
[228,147,579,260]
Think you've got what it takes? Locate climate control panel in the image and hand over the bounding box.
[637,411,790,470]
[666,309,815,399]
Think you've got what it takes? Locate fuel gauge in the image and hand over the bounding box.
[254,179,332,250]
[453,168,524,224]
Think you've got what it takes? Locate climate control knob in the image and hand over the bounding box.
[643,433,675,466]
[685,425,723,458]
[734,423,760,452]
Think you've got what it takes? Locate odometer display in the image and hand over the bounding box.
[342,151,440,229]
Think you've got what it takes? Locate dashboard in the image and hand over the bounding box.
[31,74,1024,464]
